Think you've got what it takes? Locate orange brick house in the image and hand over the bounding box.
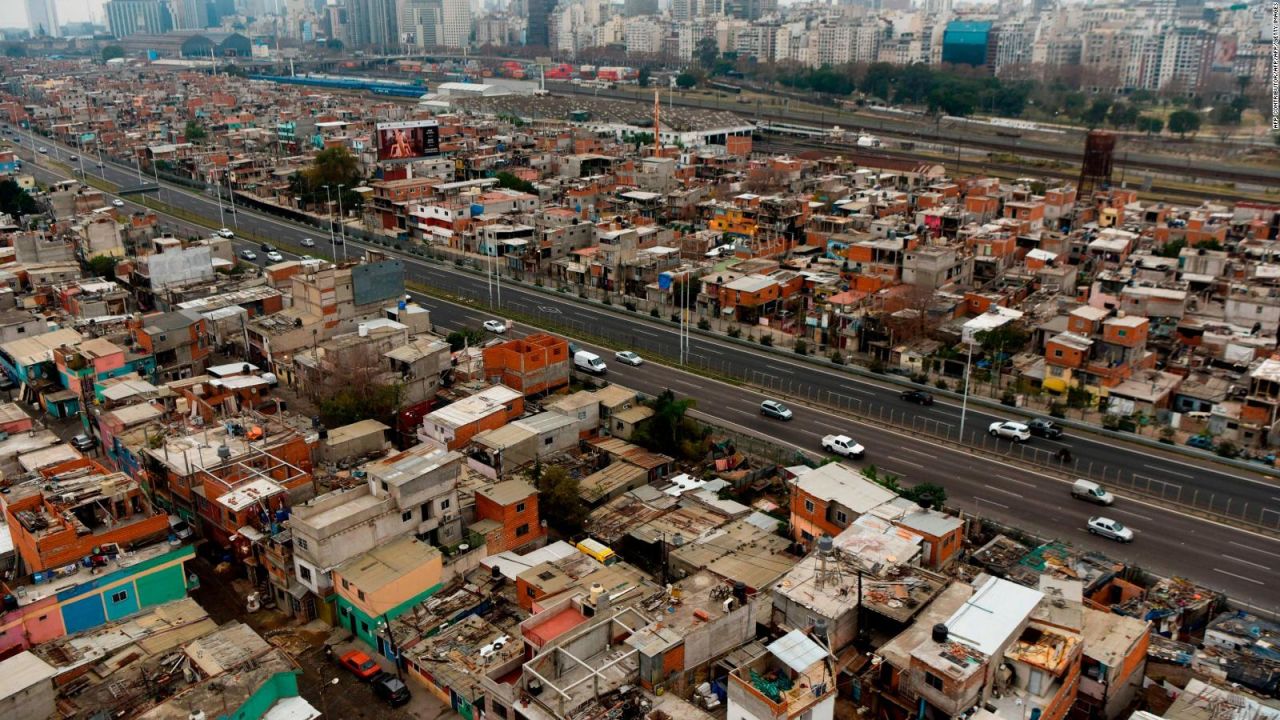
[483,334,570,397]
[5,458,169,572]
[473,479,543,554]
[789,463,896,551]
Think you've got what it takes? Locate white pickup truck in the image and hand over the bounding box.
[821,434,865,458]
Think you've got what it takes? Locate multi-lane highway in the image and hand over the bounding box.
[10,126,1280,615]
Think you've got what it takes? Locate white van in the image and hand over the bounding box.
[574,350,607,374]
[168,515,194,540]
[1071,479,1114,505]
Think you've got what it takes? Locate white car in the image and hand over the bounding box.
[265,250,284,262]
[988,421,1031,442]
[37,146,47,154]
[300,237,316,247]
[822,434,865,458]
[239,249,257,261]
[217,228,235,239]
[1087,516,1134,543]
[483,319,508,334]
[111,199,124,207]
[614,350,643,366]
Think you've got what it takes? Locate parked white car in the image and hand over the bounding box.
[483,319,508,333]
[217,228,235,238]
[988,421,1031,442]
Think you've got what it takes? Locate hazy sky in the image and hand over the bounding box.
[1,0,107,32]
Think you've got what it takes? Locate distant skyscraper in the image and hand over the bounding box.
[25,0,60,38]
[346,0,399,50]
[526,0,553,47]
[173,0,208,29]
[623,0,658,17]
[441,0,471,48]
[105,0,176,38]
[401,0,443,48]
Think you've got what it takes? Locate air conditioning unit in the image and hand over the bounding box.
[442,513,456,523]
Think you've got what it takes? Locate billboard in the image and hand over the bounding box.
[375,120,440,162]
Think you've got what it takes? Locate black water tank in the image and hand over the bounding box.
[932,623,949,643]
[733,582,746,602]
[491,564,503,581]
[2,594,16,612]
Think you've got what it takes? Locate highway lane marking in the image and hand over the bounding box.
[764,364,795,374]
[842,385,876,396]
[879,467,911,478]
[1214,568,1266,586]
[1221,554,1271,571]
[1228,541,1280,560]
[890,458,924,469]
[690,346,724,356]
[1145,464,1194,479]
[983,484,1023,498]
[1109,507,1153,522]
[898,447,935,459]
[65,153,1280,528]
[631,328,663,337]
[994,474,1037,489]
[974,497,1010,510]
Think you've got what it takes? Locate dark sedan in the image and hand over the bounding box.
[899,390,935,405]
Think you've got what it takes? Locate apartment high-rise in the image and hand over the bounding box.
[25,0,60,37]
[105,0,175,38]
[346,0,399,51]
[401,0,443,48]
[441,0,472,48]
[526,0,554,47]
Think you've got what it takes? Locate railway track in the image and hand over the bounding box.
[755,137,1267,205]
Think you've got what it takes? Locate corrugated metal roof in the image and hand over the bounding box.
[768,629,827,674]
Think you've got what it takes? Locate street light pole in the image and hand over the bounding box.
[959,340,974,441]
[336,184,347,261]
[322,185,336,257]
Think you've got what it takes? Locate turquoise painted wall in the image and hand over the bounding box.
[221,672,301,720]
[336,582,443,653]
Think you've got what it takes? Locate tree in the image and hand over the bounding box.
[975,324,1029,390]
[305,146,360,188]
[631,389,703,459]
[495,171,537,194]
[101,45,125,62]
[3,45,25,58]
[1167,109,1201,138]
[533,465,588,536]
[1135,115,1164,136]
[314,346,403,427]
[445,328,485,351]
[860,62,895,100]
[184,121,207,144]
[695,37,719,72]
[675,71,697,89]
[1082,98,1112,128]
[1107,102,1139,128]
[86,255,119,279]
[0,179,38,218]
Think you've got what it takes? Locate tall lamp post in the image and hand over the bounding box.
[959,339,975,442]
[336,184,347,261]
